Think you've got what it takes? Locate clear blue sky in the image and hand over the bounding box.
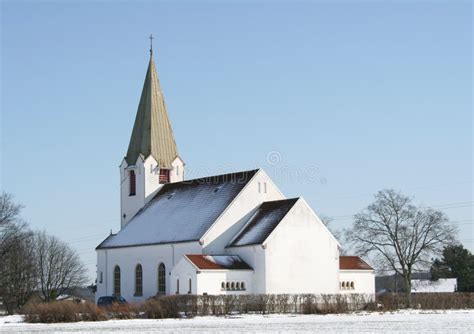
[1,1,472,282]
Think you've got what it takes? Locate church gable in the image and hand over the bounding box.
[98,169,259,249]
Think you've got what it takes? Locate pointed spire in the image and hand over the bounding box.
[125,41,179,168]
[149,34,154,57]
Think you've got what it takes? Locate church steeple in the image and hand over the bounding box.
[125,41,179,168]
[120,40,185,228]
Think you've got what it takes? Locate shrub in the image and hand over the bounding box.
[22,301,107,323]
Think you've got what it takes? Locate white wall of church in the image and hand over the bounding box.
[202,169,285,253]
[170,257,254,295]
[120,158,146,228]
[196,270,254,295]
[263,198,340,294]
[120,155,169,228]
[95,241,202,303]
[170,257,197,295]
[339,270,375,296]
[226,245,267,293]
[170,156,185,183]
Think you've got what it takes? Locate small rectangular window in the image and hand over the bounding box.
[264,182,267,193]
[176,166,179,176]
[99,271,103,284]
[258,182,261,193]
[159,169,170,184]
[129,170,136,196]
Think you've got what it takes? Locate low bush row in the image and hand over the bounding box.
[377,292,474,310]
[21,292,474,323]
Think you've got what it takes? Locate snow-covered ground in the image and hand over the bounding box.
[1,310,473,333]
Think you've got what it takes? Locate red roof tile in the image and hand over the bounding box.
[339,256,374,270]
[185,255,253,270]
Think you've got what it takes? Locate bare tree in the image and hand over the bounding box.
[0,231,37,314]
[320,215,342,242]
[34,231,87,302]
[0,192,26,257]
[346,189,456,307]
[0,193,37,314]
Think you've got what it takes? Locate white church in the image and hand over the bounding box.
[95,46,375,302]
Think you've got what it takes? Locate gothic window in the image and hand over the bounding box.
[241,281,245,290]
[236,282,240,290]
[231,282,235,290]
[113,266,121,296]
[135,264,143,296]
[221,282,225,290]
[226,282,230,290]
[350,282,355,289]
[159,169,170,183]
[129,170,136,196]
[158,263,166,294]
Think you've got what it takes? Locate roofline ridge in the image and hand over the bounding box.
[163,168,260,185]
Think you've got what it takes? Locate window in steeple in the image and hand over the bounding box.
[129,170,136,196]
[159,169,170,184]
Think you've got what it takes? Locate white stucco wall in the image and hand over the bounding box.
[170,156,185,183]
[170,257,253,295]
[225,245,267,293]
[120,155,179,228]
[202,169,285,254]
[96,241,202,303]
[339,270,376,295]
[263,198,340,294]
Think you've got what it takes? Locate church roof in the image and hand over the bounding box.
[125,53,179,167]
[97,169,259,249]
[228,198,299,248]
[339,256,374,270]
[185,255,253,270]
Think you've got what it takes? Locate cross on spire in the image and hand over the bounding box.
[149,34,154,56]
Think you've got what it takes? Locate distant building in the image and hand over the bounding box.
[95,45,376,302]
[411,278,457,293]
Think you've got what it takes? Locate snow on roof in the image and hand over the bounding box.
[228,198,299,247]
[185,254,253,270]
[97,169,259,249]
[339,256,374,270]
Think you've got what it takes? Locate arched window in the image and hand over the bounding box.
[188,278,192,294]
[236,282,240,290]
[341,282,345,289]
[231,282,235,290]
[221,282,225,290]
[346,282,350,289]
[129,170,136,196]
[241,281,245,290]
[113,266,121,296]
[350,281,355,289]
[158,263,166,294]
[176,279,180,294]
[135,264,143,296]
[226,282,230,290]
